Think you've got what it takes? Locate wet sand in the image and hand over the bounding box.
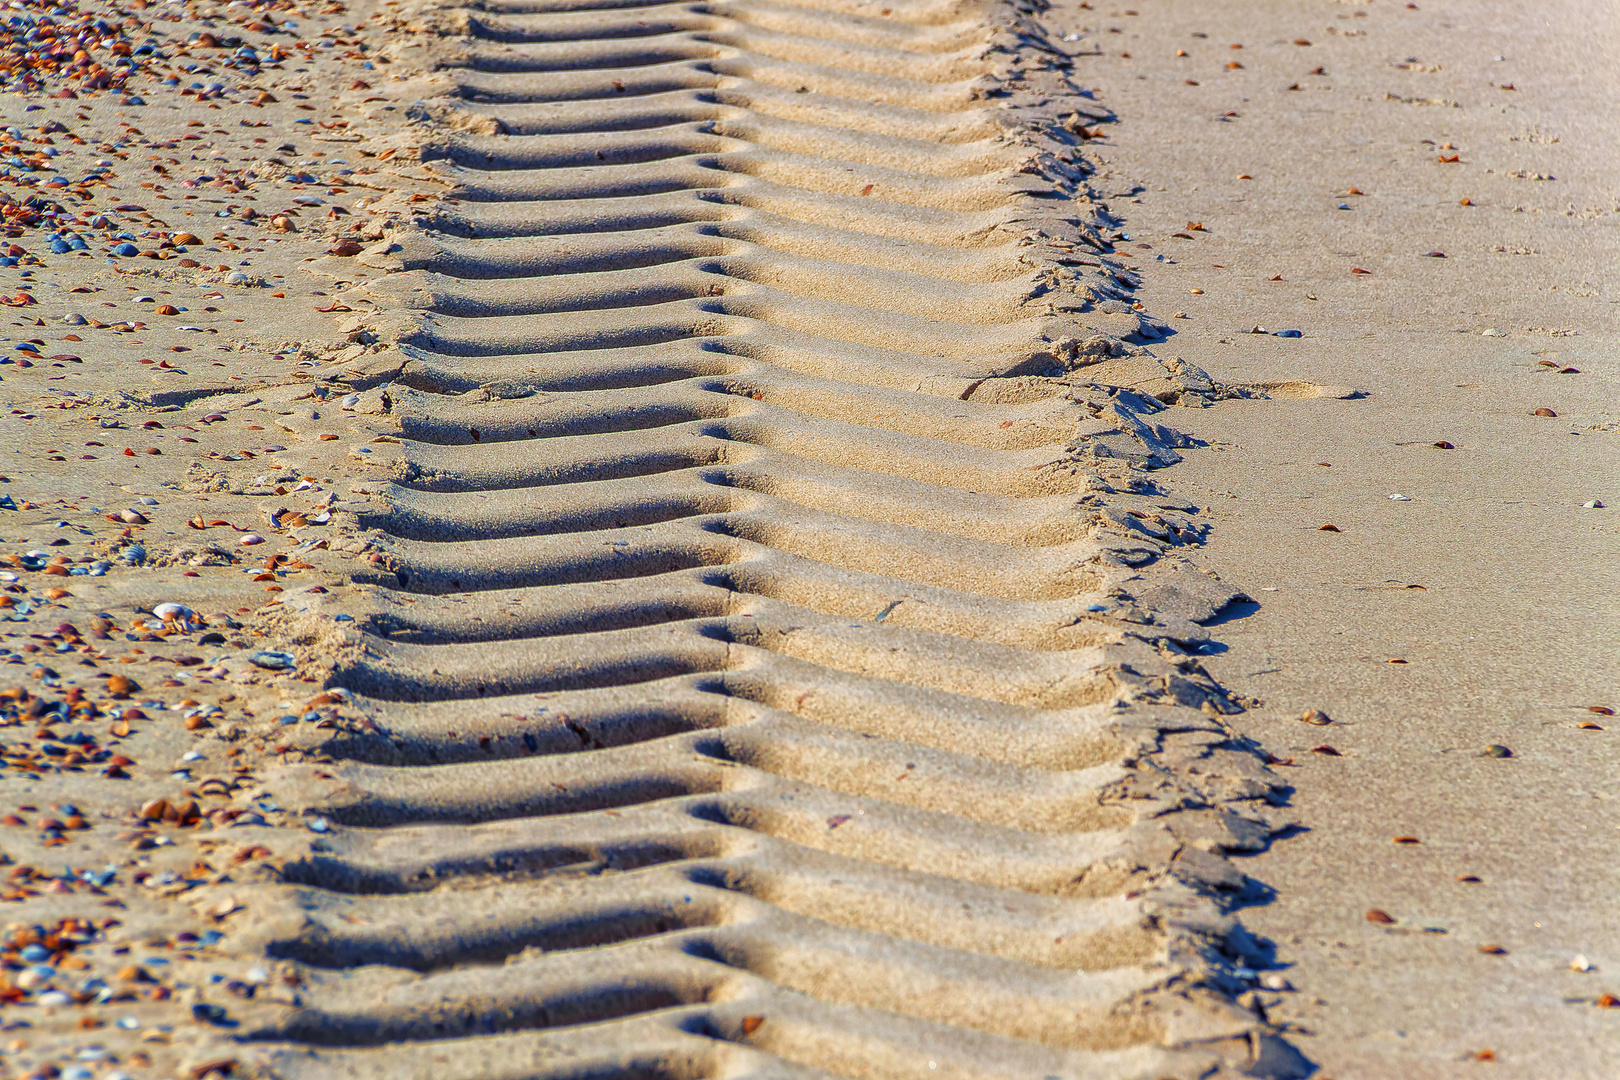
[1061,0,1619,1073]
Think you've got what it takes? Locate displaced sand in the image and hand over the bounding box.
[1058,0,1619,1074]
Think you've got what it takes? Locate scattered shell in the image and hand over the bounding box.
[152,603,194,621]
[1479,944,1508,956]
[250,650,296,671]
[1481,327,1506,337]
[1532,407,1558,417]
[1259,973,1293,991]
[240,534,267,546]
[1366,909,1396,925]
[1388,493,1412,501]
[1483,744,1512,758]
[1571,954,1595,973]
[1299,709,1333,726]
[1581,500,1604,509]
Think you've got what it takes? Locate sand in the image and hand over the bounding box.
[1058,0,1619,1075]
[0,0,1609,1076]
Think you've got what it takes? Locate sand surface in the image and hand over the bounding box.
[0,0,1610,1076]
[1058,0,1619,1074]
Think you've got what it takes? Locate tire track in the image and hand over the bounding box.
[218,0,1306,1075]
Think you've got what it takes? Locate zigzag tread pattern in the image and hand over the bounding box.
[206,0,1306,1076]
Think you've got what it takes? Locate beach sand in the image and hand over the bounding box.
[0,0,1610,1076]
[1063,0,1619,1073]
